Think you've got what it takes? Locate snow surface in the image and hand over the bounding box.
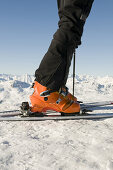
[0,74,113,170]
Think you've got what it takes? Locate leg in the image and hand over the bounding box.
[35,0,94,90]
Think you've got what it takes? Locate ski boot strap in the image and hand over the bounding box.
[40,86,69,97]
[40,89,56,97]
[59,86,69,97]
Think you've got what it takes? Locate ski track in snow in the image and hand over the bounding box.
[0,74,113,170]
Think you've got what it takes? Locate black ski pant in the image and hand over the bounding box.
[35,0,94,90]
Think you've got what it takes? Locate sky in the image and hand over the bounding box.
[0,0,113,76]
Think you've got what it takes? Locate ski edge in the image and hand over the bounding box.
[0,113,113,121]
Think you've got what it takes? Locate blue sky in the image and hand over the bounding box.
[0,0,113,76]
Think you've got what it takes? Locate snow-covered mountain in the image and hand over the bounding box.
[0,74,113,170]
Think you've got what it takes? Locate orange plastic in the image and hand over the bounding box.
[30,81,80,113]
[61,87,77,102]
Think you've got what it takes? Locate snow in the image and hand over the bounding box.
[0,74,113,170]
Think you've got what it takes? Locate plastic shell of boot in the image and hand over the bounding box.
[30,81,80,114]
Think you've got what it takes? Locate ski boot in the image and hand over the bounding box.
[30,81,80,116]
[59,86,77,102]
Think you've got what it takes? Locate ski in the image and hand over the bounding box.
[0,110,19,114]
[0,101,113,115]
[80,101,113,113]
[0,113,113,121]
[80,101,113,109]
[0,100,113,121]
[0,111,21,117]
[0,109,113,121]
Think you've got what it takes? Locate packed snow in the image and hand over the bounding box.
[0,74,113,170]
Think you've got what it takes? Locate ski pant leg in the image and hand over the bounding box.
[35,0,94,90]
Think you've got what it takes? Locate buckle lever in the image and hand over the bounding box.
[40,89,55,97]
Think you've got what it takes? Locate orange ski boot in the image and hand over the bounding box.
[30,81,80,115]
[59,86,77,102]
